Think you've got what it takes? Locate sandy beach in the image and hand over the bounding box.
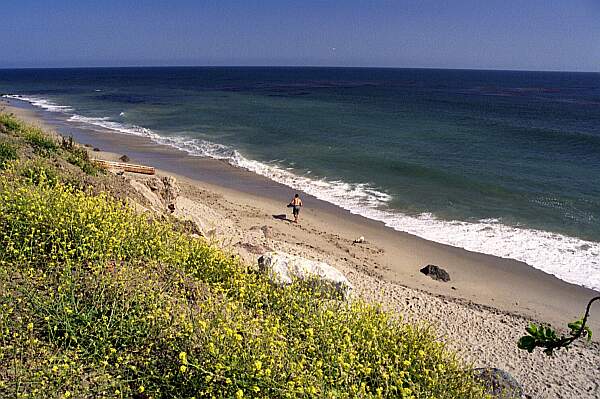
[3,98,600,398]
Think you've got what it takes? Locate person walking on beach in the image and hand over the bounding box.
[289,193,303,223]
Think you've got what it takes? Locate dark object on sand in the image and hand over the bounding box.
[353,236,366,244]
[473,368,525,399]
[93,147,100,152]
[119,154,130,162]
[420,264,451,282]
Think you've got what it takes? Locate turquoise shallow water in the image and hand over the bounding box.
[1,67,599,289]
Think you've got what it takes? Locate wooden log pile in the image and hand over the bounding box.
[91,159,156,175]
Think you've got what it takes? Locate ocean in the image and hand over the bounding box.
[1,67,599,290]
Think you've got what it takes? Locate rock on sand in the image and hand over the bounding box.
[258,251,353,299]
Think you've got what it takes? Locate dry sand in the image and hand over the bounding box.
[3,100,600,398]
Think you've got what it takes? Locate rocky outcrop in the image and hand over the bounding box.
[129,175,226,237]
[129,179,164,211]
[161,176,181,204]
[258,251,353,299]
[474,368,526,399]
[129,175,183,213]
[420,264,451,282]
[172,196,227,238]
[146,176,181,206]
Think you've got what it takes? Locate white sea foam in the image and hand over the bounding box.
[221,147,600,291]
[7,94,600,291]
[2,94,74,113]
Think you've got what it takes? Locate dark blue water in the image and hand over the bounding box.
[1,67,599,289]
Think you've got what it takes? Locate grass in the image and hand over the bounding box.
[0,114,489,398]
[0,113,25,133]
[65,147,98,176]
[0,113,57,156]
[0,114,99,176]
[0,141,18,168]
[25,129,58,156]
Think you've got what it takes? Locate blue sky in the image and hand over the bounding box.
[2,0,599,71]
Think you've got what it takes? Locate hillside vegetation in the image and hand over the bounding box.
[0,113,487,398]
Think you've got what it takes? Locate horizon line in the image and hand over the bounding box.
[1,64,599,74]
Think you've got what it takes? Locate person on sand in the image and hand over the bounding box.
[289,193,303,223]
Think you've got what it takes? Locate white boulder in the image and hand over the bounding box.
[258,251,353,299]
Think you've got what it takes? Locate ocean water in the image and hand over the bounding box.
[1,67,599,290]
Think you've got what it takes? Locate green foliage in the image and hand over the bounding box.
[0,113,57,155]
[518,324,559,355]
[66,153,97,175]
[63,136,98,175]
[0,141,18,168]
[0,113,25,133]
[0,113,97,176]
[518,297,597,356]
[17,160,60,186]
[24,129,58,156]
[567,319,593,340]
[0,176,487,398]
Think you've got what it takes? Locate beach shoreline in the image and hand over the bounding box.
[4,97,598,327]
[3,98,600,398]
[3,86,599,295]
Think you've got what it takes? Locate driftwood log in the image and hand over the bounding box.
[92,159,156,175]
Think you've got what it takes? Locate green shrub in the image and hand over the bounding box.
[25,129,57,156]
[0,178,487,398]
[17,160,60,186]
[0,114,58,156]
[0,114,56,157]
[61,135,76,151]
[66,147,98,176]
[0,142,17,168]
[66,153,84,168]
[0,114,97,173]
[81,161,98,176]
[0,113,25,133]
